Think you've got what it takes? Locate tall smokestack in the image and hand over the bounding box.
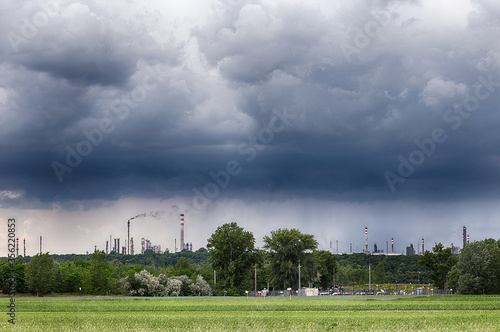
[23,238,26,257]
[16,238,19,257]
[463,226,467,248]
[106,241,108,254]
[180,214,185,252]
[128,219,130,255]
[130,237,134,255]
[422,238,424,254]
[40,236,42,254]
[365,227,368,254]
[467,235,470,243]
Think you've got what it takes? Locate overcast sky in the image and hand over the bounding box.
[1,0,500,256]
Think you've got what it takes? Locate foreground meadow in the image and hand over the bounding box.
[1,295,500,331]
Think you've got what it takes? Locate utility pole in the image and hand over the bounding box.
[214,270,216,285]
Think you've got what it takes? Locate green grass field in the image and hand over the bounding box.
[1,295,500,331]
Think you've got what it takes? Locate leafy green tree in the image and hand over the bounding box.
[337,265,353,288]
[418,243,457,289]
[336,265,366,291]
[0,260,10,293]
[171,257,194,277]
[207,222,256,295]
[263,228,318,289]
[75,260,92,293]
[90,250,110,294]
[108,260,128,294]
[25,253,57,296]
[58,261,83,293]
[312,250,338,289]
[372,261,387,284]
[457,239,500,294]
[195,263,215,289]
[447,265,460,292]
[355,268,368,285]
[0,259,26,294]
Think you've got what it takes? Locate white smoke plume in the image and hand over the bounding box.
[129,210,164,220]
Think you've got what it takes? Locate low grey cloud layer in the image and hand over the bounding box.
[1,0,500,253]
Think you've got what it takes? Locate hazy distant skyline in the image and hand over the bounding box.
[1,0,500,255]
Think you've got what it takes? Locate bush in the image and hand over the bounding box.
[127,270,163,296]
[126,270,212,296]
[170,275,193,296]
[190,275,212,296]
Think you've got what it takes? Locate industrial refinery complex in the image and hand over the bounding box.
[109,213,193,255]
[328,226,471,257]
[10,215,472,257]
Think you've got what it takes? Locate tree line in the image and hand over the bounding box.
[419,239,500,294]
[207,223,500,295]
[0,250,213,296]
[2,222,499,296]
[207,222,430,295]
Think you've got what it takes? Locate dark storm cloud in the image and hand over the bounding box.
[1,2,174,86]
[192,0,500,201]
[1,0,500,211]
